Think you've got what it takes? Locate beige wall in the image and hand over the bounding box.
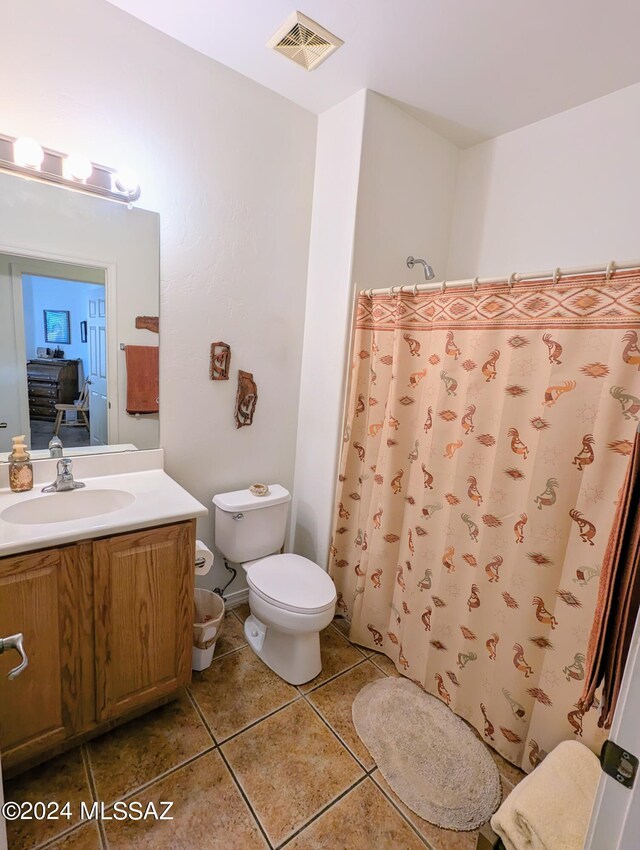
[291,90,367,565]
[447,82,640,279]
[2,0,317,597]
[353,93,459,289]
[291,92,460,568]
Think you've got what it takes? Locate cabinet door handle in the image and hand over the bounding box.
[0,633,29,679]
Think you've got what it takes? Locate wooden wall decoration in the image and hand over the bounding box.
[210,341,231,381]
[235,370,258,428]
[135,316,159,333]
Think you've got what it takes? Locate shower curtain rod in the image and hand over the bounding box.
[362,258,640,297]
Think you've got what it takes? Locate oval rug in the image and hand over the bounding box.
[352,678,501,831]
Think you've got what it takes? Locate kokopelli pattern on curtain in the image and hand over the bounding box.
[329,271,640,772]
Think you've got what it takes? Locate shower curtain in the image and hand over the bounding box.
[330,270,640,772]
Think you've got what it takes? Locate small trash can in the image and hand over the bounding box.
[192,589,225,672]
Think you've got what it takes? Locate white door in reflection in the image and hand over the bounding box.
[88,297,108,446]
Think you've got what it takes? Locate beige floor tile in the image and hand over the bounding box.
[222,699,363,846]
[104,749,268,850]
[354,644,376,657]
[331,616,351,639]
[47,822,102,850]
[285,778,427,850]
[299,627,366,693]
[4,748,93,850]
[372,769,510,850]
[190,645,299,740]
[369,653,402,677]
[86,690,212,804]
[231,602,251,623]
[307,661,385,769]
[500,776,512,797]
[331,618,375,656]
[214,611,248,657]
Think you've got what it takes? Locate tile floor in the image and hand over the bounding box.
[30,420,90,451]
[4,606,524,850]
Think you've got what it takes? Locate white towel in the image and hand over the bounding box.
[491,740,600,850]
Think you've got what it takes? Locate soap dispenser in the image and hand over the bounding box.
[9,435,33,493]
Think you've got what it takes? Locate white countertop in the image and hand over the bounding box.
[0,443,139,463]
[0,467,208,557]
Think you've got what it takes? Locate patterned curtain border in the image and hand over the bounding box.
[357,271,640,332]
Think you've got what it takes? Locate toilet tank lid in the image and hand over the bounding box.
[212,484,291,512]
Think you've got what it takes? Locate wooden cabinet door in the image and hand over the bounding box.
[0,545,93,768]
[93,522,194,721]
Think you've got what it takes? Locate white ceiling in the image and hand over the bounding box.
[107,0,640,147]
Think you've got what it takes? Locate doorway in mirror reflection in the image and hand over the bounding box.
[18,270,108,450]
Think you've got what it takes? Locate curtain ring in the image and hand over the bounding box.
[412,282,419,297]
[553,267,561,285]
[508,273,517,289]
[391,285,399,295]
[472,276,479,292]
[441,279,447,294]
[606,261,616,281]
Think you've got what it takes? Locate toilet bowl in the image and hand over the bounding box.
[212,486,337,685]
[244,553,336,684]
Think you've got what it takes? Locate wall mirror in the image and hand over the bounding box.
[0,172,160,459]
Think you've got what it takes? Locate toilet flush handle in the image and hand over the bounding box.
[232,512,244,521]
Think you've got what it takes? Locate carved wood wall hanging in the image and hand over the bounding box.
[210,341,231,381]
[135,315,159,333]
[235,370,258,428]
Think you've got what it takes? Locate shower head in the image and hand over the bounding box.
[407,256,435,280]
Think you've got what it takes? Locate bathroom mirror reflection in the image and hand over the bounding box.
[0,172,160,460]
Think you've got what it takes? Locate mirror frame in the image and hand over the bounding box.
[0,171,160,459]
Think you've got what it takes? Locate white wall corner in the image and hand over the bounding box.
[353,91,461,289]
[446,80,640,280]
[290,88,463,570]
[290,89,368,568]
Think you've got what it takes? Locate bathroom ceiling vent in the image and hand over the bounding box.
[267,11,343,71]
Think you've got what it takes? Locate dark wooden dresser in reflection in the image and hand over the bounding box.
[26,359,79,421]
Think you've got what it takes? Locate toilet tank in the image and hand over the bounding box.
[212,485,291,563]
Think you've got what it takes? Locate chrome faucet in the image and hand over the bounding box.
[42,458,86,493]
[48,435,63,457]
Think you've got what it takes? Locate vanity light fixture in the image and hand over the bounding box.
[63,152,93,182]
[0,132,141,204]
[113,169,140,196]
[13,136,45,169]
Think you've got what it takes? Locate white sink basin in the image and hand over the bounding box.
[1,489,135,525]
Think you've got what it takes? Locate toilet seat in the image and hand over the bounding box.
[246,553,336,615]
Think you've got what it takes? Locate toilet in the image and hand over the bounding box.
[212,485,337,685]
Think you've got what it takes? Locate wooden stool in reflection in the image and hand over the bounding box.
[53,379,90,436]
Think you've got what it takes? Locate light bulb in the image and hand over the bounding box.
[63,153,93,182]
[14,136,44,169]
[113,169,140,196]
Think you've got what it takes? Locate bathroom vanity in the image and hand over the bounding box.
[0,450,207,776]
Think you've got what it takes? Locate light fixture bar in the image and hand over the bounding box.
[0,134,140,204]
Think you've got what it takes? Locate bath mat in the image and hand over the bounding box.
[352,678,501,831]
